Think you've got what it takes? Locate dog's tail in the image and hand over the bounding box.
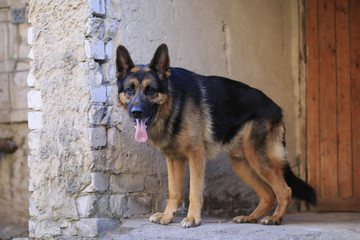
[283,163,317,206]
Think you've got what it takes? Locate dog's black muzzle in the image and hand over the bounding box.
[130,105,144,119]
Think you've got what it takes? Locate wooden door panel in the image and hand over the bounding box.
[305,0,360,211]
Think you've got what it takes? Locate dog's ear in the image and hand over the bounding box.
[116,45,134,79]
[149,43,170,79]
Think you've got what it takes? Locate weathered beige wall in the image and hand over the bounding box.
[0,0,30,236]
[24,0,301,238]
[113,0,301,215]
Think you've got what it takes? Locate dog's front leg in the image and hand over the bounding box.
[149,156,186,225]
[181,147,205,228]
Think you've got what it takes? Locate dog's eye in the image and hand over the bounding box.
[145,86,156,95]
[126,87,135,95]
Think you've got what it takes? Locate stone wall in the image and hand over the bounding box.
[0,0,30,237]
[26,0,301,238]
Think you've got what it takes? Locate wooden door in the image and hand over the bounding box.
[305,0,360,211]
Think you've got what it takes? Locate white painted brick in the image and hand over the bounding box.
[89,0,106,17]
[27,72,36,87]
[27,90,42,110]
[76,195,95,218]
[28,27,34,45]
[91,86,107,103]
[89,127,107,147]
[28,112,43,130]
[28,130,41,150]
[85,39,105,60]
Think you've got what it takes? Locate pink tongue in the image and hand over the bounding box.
[135,119,148,143]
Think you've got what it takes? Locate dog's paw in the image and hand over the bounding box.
[149,212,173,225]
[181,217,201,228]
[260,216,282,225]
[233,215,258,224]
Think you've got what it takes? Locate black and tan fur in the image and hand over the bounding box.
[116,44,317,228]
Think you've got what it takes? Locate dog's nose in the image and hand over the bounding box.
[131,106,144,119]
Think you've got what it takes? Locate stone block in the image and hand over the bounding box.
[106,0,121,20]
[86,17,105,39]
[28,48,34,60]
[0,73,10,110]
[105,40,112,59]
[85,39,105,60]
[88,63,104,86]
[72,218,118,237]
[89,125,106,143]
[145,175,161,193]
[28,130,40,150]
[88,105,104,125]
[110,174,144,193]
[89,0,106,17]
[28,220,36,238]
[29,197,39,217]
[104,19,118,41]
[29,178,34,192]
[34,220,61,238]
[109,194,126,218]
[91,149,107,171]
[27,71,36,87]
[76,195,96,218]
[106,85,113,103]
[127,195,152,215]
[91,86,107,103]
[101,62,116,84]
[11,71,29,109]
[28,112,43,130]
[89,127,107,147]
[0,60,15,73]
[101,106,112,125]
[91,172,109,192]
[27,89,42,110]
[72,218,98,237]
[28,26,34,45]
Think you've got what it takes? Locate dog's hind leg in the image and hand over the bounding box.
[149,156,186,225]
[243,125,292,225]
[230,156,276,223]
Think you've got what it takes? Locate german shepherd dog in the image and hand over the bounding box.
[116,44,317,228]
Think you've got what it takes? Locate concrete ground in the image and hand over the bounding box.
[103,212,360,240]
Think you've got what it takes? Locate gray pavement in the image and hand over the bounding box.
[103,212,360,240]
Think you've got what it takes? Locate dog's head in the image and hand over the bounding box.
[116,44,171,143]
